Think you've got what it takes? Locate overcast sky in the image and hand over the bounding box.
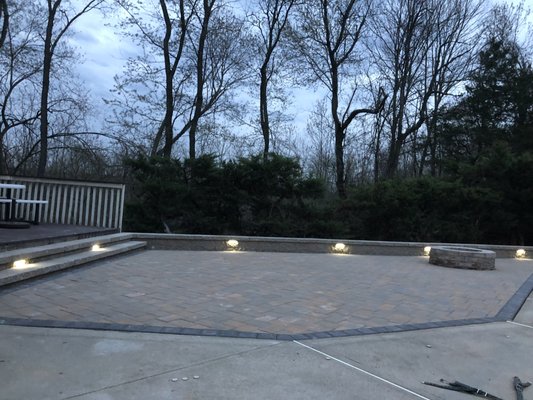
[71,0,533,133]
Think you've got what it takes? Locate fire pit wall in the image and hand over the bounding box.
[429,246,496,270]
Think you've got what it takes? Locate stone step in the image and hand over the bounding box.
[0,233,134,269]
[0,240,146,287]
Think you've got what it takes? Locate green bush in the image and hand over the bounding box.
[340,177,504,243]
[339,149,533,245]
[123,153,328,237]
[123,150,533,245]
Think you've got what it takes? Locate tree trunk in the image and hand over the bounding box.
[189,0,212,160]
[429,133,437,176]
[0,136,5,175]
[161,0,174,159]
[334,126,346,198]
[0,0,8,51]
[37,1,57,177]
[384,139,402,179]
[256,0,295,160]
[260,64,270,159]
[373,116,383,183]
[329,51,347,197]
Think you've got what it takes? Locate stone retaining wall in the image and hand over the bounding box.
[130,233,530,258]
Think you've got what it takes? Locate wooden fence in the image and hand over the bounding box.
[0,176,125,230]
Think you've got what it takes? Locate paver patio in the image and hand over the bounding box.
[0,250,532,334]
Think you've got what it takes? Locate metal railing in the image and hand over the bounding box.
[0,176,125,230]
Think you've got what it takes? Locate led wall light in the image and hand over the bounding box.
[226,239,239,250]
[13,259,29,269]
[91,244,102,251]
[334,242,346,251]
[516,249,526,259]
[333,242,347,253]
[423,246,432,256]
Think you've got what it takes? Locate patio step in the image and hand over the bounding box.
[0,226,119,252]
[0,240,146,287]
[0,233,135,269]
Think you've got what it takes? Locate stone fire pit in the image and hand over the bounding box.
[429,246,496,270]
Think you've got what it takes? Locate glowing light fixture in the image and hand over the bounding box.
[516,249,526,259]
[226,239,239,250]
[13,259,29,269]
[424,246,432,256]
[333,242,347,253]
[331,243,348,254]
[91,244,101,251]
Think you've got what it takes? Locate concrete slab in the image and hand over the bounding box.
[0,325,278,400]
[305,322,533,400]
[72,340,416,400]
[515,294,533,325]
[4,322,532,400]
[0,325,419,400]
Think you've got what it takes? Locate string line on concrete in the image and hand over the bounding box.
[507,321,533,329]
[293,340,433,400]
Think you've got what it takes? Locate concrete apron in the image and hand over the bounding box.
[1,306,532,400]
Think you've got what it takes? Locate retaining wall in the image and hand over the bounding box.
[130,233,531,258]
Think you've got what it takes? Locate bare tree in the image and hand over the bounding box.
[8,76,94,176]
[187,0,215,159]
[37,0,104,177]
[481,1,532,53]
[419,0,482,176]
[0,0,42,174]
[186,4,251,159]
[304,98,335,188]
[293,0,385,197]
[46,133,111,180]
[247,0,297,159]
[113,0,197,158]
[0,0,8,51]
[109,0,250,160]
[156,0,194,158]
[369,0,481,179]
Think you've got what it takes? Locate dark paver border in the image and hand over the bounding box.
[496,273,533,320]
[1,272,531,340]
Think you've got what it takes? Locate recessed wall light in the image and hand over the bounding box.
[516,249,526,259]
[13,259,28,269]
[226,239,239,250]
[333,243,347,253]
